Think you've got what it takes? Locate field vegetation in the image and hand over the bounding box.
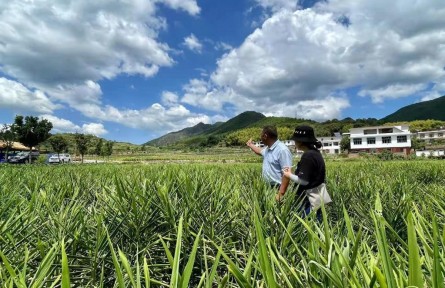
[0,160,444,287]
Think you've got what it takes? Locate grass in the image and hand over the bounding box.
[0,160,444,287]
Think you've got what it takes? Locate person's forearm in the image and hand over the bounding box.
[289,174,309,185]
[248,144,263,155]
[279,176,290,196]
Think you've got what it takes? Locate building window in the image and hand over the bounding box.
[364,129,377,135]
[429,133,434,138]
[333,142,339,146]
[367,137,376,144]
[397,135,407,143]
[382,136,392,144]
[420,134,425,138]
[438,133,443,137]
[353,138,362,145]
[323,143,329,147]
[379,128,393,134]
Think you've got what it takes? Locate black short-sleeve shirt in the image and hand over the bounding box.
[294,149,326,194]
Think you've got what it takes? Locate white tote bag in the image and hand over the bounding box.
[304,183,332,210]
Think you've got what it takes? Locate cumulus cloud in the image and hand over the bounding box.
[0,78,59,114]
[183,34,203,53]
[157,0,201,15]
[254,0,299,12]
[175,0,444,120]
[64,101,225,134]
[40,114,108,136]
[215,42,233,51]
[0,0,184,88]
[161,91,179,107]
[359,84,428,103]
[0,0,200,113]
[180,79,237,111]
[82,123,108,136]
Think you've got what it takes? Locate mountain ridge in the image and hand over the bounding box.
[144,96,445,146]
[381,95,445,122]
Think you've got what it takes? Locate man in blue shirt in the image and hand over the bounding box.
[247,126,293,201]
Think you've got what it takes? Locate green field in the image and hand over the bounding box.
[0,160,444,287]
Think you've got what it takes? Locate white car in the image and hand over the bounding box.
[48,153,71,164]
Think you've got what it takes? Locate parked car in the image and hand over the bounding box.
[48,153,71,164]
[8,151,40,164]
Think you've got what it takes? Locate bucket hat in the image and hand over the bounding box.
[291,125,318,143]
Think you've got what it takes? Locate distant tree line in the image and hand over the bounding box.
[0,115,114,163]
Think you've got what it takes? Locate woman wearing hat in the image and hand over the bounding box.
[282,125,327,218]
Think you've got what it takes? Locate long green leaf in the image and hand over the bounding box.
[61,240,71,288]
[106,232,125,288]
[170,216,183,288]
[407,212,423,287]
[432,218,444,288]
[181,227,202,288]
[254,204,277,288]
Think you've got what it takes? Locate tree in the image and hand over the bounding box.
[411,137,425,151]
[340,135,351,153]
[0,124,16,163]
[48,135,68,162]
[95,138,103,157]
[11,115,53,163]
[74,133,90,163]
[103,141,114,159]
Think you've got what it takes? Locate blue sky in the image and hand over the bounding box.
[0,0,444,144]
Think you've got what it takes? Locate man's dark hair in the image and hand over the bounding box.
[262,125,278,140]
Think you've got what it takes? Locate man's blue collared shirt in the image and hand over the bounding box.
[261,140,293,185]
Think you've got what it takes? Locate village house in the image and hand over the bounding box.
[349,125,412,155]
[416,128,445,142]
[319,132,342,154]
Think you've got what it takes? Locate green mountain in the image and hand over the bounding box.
[145,122,220,146]
[202,111,265,135]
[381,95,445,122]
[146,111,265,147]
[147,98,445,148]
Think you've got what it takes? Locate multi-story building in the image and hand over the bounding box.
[319,133,342,154]
[416,129,445,142]
[349,125,412,155]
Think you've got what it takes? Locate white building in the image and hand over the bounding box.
[282,140,295,147]
[415,150,445,157]
[253,141,265,148]
[319,133,342,154]
[349,125,412,155]
[416,129,445,141]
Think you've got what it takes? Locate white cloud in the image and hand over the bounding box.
[420,92,442,102]
[215,42,233,51]
[254,0,298,12]
[258,95,350,121]
[181,79,234,111]
[0,0,200,116]
[0,78,59,114]
[179,1,445,118]
[40,114,108,136]
[82,123,108,136]
[65,100,224,134]
[359,84,428,103]
[183,34,203,53]
[40,114,80,132]
[157,0,201,15]
[0,0,183,88]
[161,91,179,107]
